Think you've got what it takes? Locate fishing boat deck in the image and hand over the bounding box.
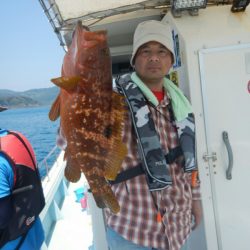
[48,180,93,250]
[40,151,94,250]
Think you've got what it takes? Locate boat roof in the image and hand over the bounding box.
[39,0,233,70]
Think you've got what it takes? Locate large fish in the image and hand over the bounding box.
[48,22,126,213]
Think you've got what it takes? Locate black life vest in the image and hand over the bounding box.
[111,75,197,190]
[0,131,45,248]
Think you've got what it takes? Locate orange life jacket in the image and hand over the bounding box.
[0,130,45,247]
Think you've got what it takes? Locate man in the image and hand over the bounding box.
[0,128,45,250]
[105,20,202,250]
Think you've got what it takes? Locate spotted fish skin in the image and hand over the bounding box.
[49,22,126,213]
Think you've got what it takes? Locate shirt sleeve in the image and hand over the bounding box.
[0,154,14,198]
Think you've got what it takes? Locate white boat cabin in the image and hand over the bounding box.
[38,1,250,249]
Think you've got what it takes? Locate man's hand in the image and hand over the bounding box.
[191,200,202,230]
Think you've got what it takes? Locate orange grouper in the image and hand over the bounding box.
[48,22,126,213]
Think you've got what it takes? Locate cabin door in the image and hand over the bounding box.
[199,44,250,250]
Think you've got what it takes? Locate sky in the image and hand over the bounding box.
[0,0,65,91]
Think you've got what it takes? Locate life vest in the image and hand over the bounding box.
[112,75,197,190]
[0,131,45,248]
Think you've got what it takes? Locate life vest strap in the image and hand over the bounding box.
[7,131,36,168]
[109,146,183,185]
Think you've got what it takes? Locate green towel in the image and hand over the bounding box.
[131,72,192,122]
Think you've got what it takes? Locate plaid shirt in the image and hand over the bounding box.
[105,92,201,250]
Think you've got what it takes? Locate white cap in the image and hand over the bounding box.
[130,20,175,66]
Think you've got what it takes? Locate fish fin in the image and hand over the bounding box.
[49,94,61,121]
[64,158,81,182]
[51,76,81,91]
[104,141,127,180]
[104,92,127,180]
[65,166,81,183]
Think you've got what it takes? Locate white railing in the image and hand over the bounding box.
[38,145,60,181]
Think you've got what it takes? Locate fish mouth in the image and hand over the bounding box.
[82,40,99,48]
[81,31,107,49]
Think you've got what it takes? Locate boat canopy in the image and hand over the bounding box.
[38,0,233,71]
[39,1,167,46]
[50,0,159,21]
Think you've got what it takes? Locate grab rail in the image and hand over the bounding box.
[38,145,60,181]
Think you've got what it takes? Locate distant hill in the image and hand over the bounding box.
[21,87,59,105]
[0,87,59,108]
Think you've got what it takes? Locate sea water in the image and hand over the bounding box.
[0,106,60,178]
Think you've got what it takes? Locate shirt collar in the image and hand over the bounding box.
[131,72,171,107]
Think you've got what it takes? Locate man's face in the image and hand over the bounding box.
[134,41,173,85]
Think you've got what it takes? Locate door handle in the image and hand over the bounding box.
[222,131,233,180]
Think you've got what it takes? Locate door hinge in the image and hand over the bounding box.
[203,152,217,162]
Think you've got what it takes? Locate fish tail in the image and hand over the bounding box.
[85,171,120,213]
[92,186,120,214]
[102,189,120,214]
[104,92,127,180]
[91,193,106,209]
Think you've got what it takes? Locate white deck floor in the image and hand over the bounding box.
[48,180,93,250]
